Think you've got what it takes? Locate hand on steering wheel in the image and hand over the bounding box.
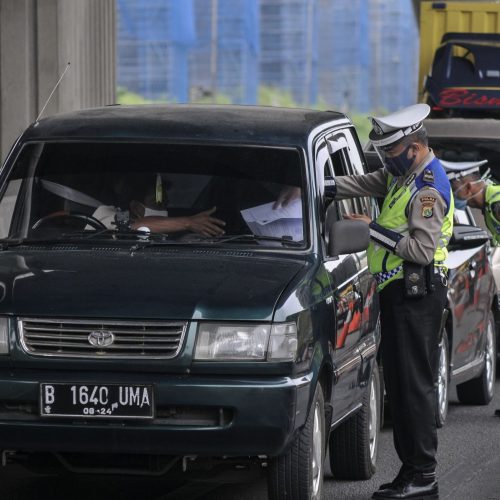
[31,211,107,230]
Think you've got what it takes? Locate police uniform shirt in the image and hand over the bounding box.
[334,150,446,265]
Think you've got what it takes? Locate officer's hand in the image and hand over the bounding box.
[345,213,372,224]
[273,187,301,209]
[187,207,226,237]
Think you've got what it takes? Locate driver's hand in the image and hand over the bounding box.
[273,186,301,209]
[187,207,226,237]
[345,213,372,224]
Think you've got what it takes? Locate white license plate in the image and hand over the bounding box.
[40,383,154,419]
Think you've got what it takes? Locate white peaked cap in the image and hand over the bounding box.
[440,159,488,180]
[369,103,431,147]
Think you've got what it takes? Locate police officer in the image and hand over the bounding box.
[332,103,453,500]
[443,160,500,418]
[442,159,500,244]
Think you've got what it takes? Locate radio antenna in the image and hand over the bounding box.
[35,61,71,123]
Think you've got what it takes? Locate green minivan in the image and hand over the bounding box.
[0,105,381,499]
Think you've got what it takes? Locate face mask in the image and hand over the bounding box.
[452,176,488,210]
[144,207,168,217]
[383,145,416,177]
[454,197,468,210]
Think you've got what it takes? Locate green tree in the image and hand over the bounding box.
[116,87,156,105]
[258,86,299,107]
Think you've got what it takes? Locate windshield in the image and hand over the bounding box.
[0,142,306,248]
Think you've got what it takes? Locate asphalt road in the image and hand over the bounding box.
[1,376,500,500]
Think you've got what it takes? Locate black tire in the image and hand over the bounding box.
[329,361,380,480]
[435,332,450,428]
[457,311,497,405]
[267,382,325,500]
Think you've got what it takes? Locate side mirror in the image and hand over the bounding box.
[328,219,370,257]
[449,224,490,250]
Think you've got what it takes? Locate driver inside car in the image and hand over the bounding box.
[93,173,226,237]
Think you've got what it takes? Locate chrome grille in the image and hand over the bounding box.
[19,318,188,359]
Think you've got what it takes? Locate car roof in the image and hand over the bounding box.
[23,104,349,147]
[424,118,500,140]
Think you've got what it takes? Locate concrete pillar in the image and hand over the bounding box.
[0,0,116,161]
[0,0,38,159]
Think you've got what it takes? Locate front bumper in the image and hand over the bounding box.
[0,369,312,457]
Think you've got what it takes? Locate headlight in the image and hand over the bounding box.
[0,317,8,354]
[194,322,297,361]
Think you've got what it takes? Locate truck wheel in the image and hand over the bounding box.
[435,332,450,428]
[267,382,325,500]
[457,312,496,405]
[329,361,380,479]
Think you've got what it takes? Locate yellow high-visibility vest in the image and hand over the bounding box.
[368,159,454,291]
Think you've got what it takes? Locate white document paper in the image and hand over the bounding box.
[240,199,303,241]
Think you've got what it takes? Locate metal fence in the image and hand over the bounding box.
[117,0,418,112]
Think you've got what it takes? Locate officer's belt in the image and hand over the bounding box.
[375,263,447,287]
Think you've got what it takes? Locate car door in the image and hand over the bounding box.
[314,132,375,419]
[326,130,379,377]
[338,128,380,362]
[446,208,493,374]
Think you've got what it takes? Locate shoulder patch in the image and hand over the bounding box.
[423,169,435,183]
[420,195,437,204]
[422,205,434,218]
[421,194,436,218]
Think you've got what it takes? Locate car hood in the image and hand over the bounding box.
[0,248,307,321]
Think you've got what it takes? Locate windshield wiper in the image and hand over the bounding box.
[206,234,304,247]
[0,230,170,250]
[72,228,170,241]
[127,233,303,254]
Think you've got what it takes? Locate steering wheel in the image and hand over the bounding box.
[31,212,107,230]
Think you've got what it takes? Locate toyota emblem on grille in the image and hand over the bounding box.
[88,330,115,347]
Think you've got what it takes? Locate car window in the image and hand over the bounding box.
[344,128,368,176]
[328,146,357,219]
[0,142,307,247]
[313,137,359,254]
[328,132,374,217]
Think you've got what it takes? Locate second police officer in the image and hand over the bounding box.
[442,158,500,418]
[331,103,453,500]
[442,159,500,244]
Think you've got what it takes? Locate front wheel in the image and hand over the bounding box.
[267,382,325,500]
[329,361,380,479]
[457,311,496,405]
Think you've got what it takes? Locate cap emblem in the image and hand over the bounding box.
[372,120,384,135]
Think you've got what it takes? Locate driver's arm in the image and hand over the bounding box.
[131,207,226,237]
